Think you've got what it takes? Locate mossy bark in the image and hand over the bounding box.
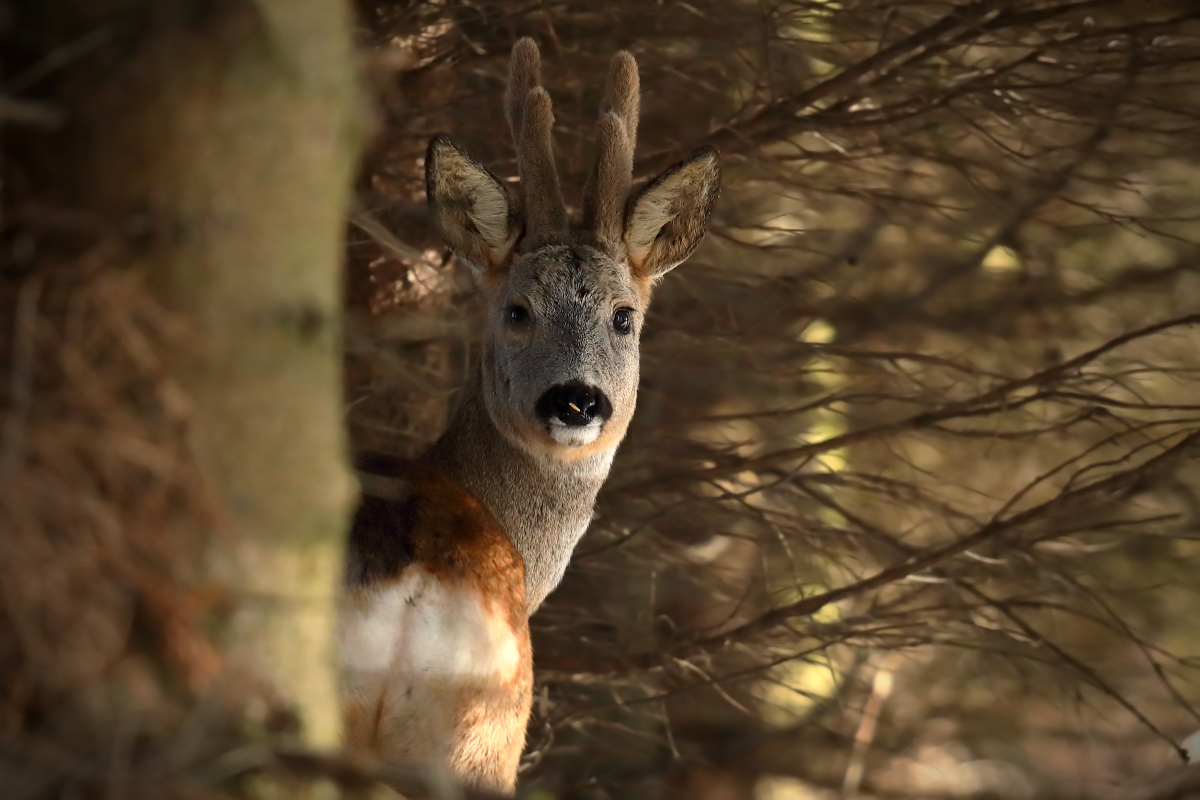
[39,0,365,747]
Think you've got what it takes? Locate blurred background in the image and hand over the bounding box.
[345,2,1200,798]
[2,1,1200,800]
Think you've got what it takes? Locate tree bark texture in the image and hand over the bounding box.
[29,0,365,747]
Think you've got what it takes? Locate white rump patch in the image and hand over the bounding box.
[339,568,520,682]
[548,417,602,447]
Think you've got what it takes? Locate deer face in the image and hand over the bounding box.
[480,243,646,460]
[425,40,719,463]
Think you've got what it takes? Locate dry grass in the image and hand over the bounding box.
[0,208,229,793]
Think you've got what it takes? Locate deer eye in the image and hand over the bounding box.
[612,307,633,335]
[505,304,531,328]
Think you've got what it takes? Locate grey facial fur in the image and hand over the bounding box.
[484,245,641,451]
[421,39,720,612]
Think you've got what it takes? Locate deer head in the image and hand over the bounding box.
[426,38,719,464]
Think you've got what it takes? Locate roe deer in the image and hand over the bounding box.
[338,38,720,793]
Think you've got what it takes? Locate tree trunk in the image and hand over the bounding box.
[24,0,365,747]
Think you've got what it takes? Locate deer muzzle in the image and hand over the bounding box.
[537,382,613,429]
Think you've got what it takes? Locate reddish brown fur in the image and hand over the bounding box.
[342,460,532,792]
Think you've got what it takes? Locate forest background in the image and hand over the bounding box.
[3,1,1200,799]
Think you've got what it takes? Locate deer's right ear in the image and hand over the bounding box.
[426,135,522,277]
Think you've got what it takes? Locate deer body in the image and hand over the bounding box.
[340,454,531,788]
[339,39,719,794]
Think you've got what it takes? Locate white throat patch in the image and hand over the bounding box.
[548,417,602,447]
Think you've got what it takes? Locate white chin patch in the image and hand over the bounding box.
[548,418,602,447]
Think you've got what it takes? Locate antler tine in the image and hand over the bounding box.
[605,51,640,146]
[506,38,567,239]
[581,51,640,248]
[505,38,539,144]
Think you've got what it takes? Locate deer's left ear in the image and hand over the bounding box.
[623,146,719,280]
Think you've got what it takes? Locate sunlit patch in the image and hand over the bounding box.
[755,775,830,800]
[799,318,835,344]
[981,244,1020,272]
[754,652,843,728]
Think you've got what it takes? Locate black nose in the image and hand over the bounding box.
[536,382,613,427]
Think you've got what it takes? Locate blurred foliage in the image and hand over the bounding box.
[5,0,1200,797]
[345,1,1200,798]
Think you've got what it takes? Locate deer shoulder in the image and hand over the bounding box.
[339,451,532,792]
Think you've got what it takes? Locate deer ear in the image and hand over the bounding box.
[623,146,719,280]
[426,134,522,278]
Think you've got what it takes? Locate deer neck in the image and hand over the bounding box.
[422,368,616,615]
